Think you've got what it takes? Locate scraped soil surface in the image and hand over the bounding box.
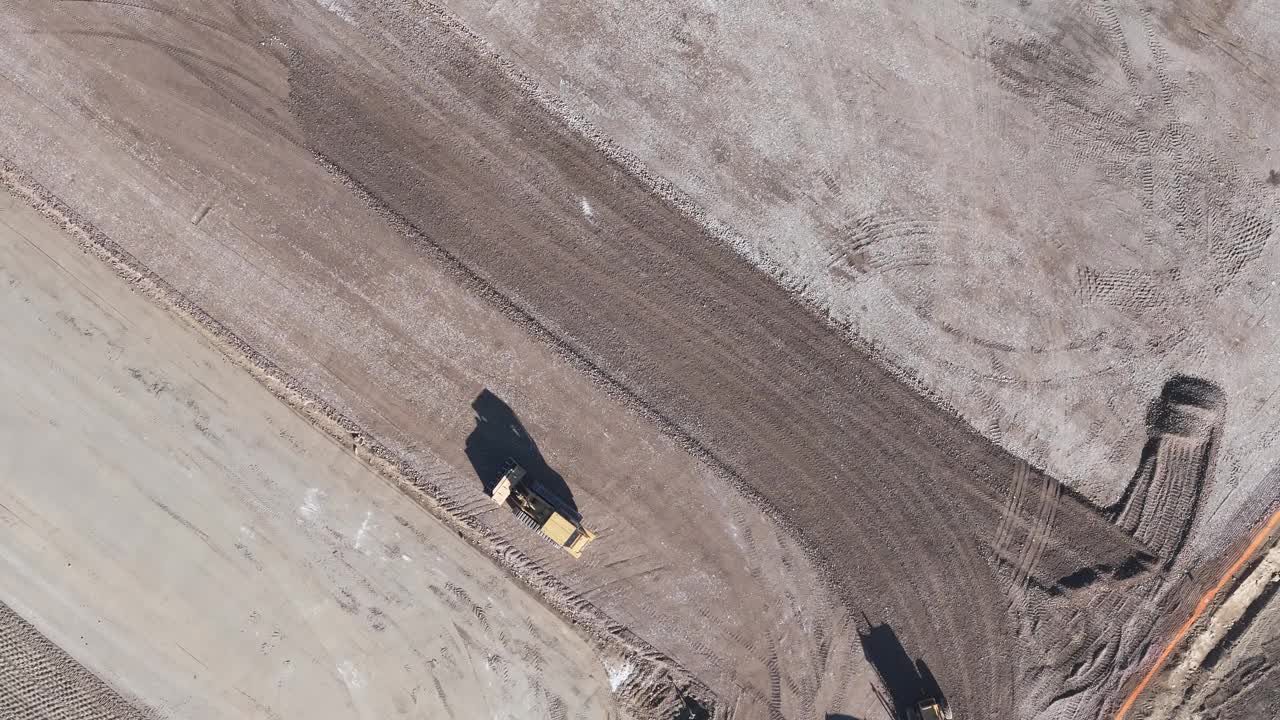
[0,2,1209,718]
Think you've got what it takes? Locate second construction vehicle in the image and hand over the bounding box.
[489,459,595,558]
[910,698,952,720]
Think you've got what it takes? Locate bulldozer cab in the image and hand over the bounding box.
[489,459,595,558]
[490,461,526,506]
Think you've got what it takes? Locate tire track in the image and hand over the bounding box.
[994,460,1034,569]
[1012,473,1062,601]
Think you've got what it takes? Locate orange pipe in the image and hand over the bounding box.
[1114,507,1280,719]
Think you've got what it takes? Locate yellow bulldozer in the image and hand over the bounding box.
[490,459,595,558]
[910,698,952,720]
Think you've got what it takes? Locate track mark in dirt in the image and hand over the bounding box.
[126,366,170,396]
[826,212,943,278]
[1077,266,1183,312]
[55,311,97,338]
[60,0,243,38]
[986,2,1275,322]
[1011,472,1062,602]
[994,462,1073,603]
[825,207,1123,388]
[429,674,454,718]
[764,635,785,720]
[45,11,296,148]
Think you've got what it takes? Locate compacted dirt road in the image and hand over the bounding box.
[0,2,1169,718]
[0,193,615,719]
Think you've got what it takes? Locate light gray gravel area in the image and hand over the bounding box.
[433,0,1280,560]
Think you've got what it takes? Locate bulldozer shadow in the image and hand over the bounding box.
[465,388,577,516]
[858,620,946,720]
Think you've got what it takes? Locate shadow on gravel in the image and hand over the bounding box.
[465,388,577,514]
[674,695,711,720]
[859,621,945,720]
[825,714,861,720]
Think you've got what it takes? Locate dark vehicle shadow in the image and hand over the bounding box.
[674,695,711,720]
[826,714,862,720]
[464,388,577,516]
[858,620,945,719]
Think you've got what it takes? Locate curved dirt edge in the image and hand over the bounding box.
[0,157,716,720]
